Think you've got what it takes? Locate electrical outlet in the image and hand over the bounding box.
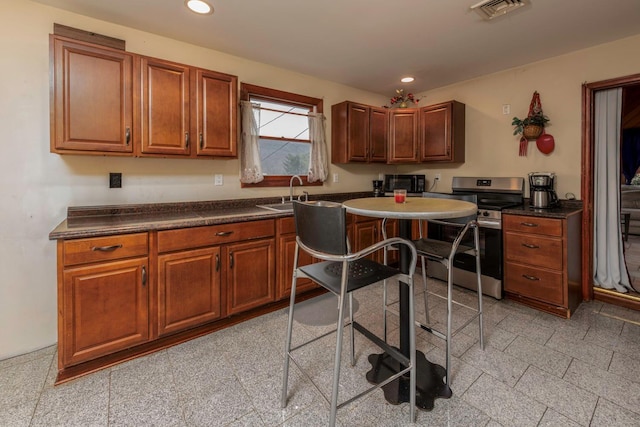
[333,173,339,183]
[109,172,122,188]
[502,104,511,115]
[434,173,441,181]
[214,174,223,186]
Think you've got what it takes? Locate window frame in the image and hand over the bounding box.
[240,83,323,188]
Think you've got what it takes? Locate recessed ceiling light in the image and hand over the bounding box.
[401,77,415,83]
[185,0,213,15]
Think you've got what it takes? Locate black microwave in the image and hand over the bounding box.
[383,174,426,195]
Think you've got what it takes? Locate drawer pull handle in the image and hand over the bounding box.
[522,274,540,281]
[229,252,234,269]
[125,127,131,145]
[142,266,147,286]
[215,231,233,237]
[185,132,190,149]
[200,133,204,150]
[522,243,539,249]
[91,244,123,252]
[215,254,220,272]
[521,222,539,227]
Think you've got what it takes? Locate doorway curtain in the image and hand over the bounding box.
[593,87,634,293]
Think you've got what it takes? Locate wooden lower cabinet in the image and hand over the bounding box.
[225,238,276,315]
[503,212,582,318]
[56,217,330,381]
[58,233,150,367]
[157,247,221,336]
[276,217,316,300]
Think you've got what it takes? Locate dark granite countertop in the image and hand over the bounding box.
[49,192,372,240]
[503,199,583,219]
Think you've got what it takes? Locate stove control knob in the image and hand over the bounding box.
[482,211,489,216]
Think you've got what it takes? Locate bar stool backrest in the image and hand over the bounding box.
[422,192,478,224]
[293,201,348,256]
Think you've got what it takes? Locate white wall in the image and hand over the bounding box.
[2,0,640,359]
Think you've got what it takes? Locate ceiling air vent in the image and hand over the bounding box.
[470,0,530,20]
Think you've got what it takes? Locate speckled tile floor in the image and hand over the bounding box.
[2,277,640,427]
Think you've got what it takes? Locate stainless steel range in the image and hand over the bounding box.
[426,177,525,299]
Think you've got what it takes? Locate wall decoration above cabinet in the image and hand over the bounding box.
[331,100,465,164]
[49,33,238,159]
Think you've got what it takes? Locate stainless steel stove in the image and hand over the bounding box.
[427,176,525,299]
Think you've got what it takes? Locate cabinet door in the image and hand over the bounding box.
[225,239,276,315]
[157,247,222,336]
[62,258,149,366]
[420,103,450,161]
[353,219,382,262]
[388,109,419,163]
[347,103,370,161]
[370,107,388,162]
[420,101,465,163]
[194,69,238,157]
[140,57,191,156]
[51,36,134,154]
[277,233,316,300]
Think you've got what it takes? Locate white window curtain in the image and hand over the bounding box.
[239,101,264,184]
[307,112,328,183]
[593,87,633,292]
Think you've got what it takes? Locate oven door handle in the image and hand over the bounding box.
[477,220,501,230]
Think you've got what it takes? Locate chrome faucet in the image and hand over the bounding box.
[289,175,303,201]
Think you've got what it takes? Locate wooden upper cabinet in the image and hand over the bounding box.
[194,69,238,157]
[420,101,465,163]
[370,107,388,162]
[331,101,387,163]
[139,57,191,156]
[50,34,238,158]
[50,35,134,154]
[388,108,419,163]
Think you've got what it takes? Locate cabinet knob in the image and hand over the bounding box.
[229,252,234,269]
[200,133,204,150]
[215,254,220,272]
[125,127,131,145]
[142,265,147,286]
[185,132,189,148]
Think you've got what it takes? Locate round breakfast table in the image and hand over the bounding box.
[342,197,477,410]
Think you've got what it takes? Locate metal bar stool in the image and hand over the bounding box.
[382,192,484,389]
[282,201,418,427]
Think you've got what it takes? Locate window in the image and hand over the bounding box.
[240,83,323,187]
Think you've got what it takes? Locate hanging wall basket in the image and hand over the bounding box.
[523,124,543,140]
[512,91,552,156]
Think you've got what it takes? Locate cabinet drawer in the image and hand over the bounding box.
[158,219,275,253]
[277,217,296,235]
[63,233,148,266]
[504,232,563,270]
[504,215,562,237]
[504,262,564,306]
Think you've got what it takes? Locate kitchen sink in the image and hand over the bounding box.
[256,202,294,212]
[257,200,341,213]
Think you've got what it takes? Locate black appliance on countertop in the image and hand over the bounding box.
[383,174,426,196]
[426,176,525,299]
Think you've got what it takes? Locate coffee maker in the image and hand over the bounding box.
[372,180,384,197]
[529,172,559,208]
